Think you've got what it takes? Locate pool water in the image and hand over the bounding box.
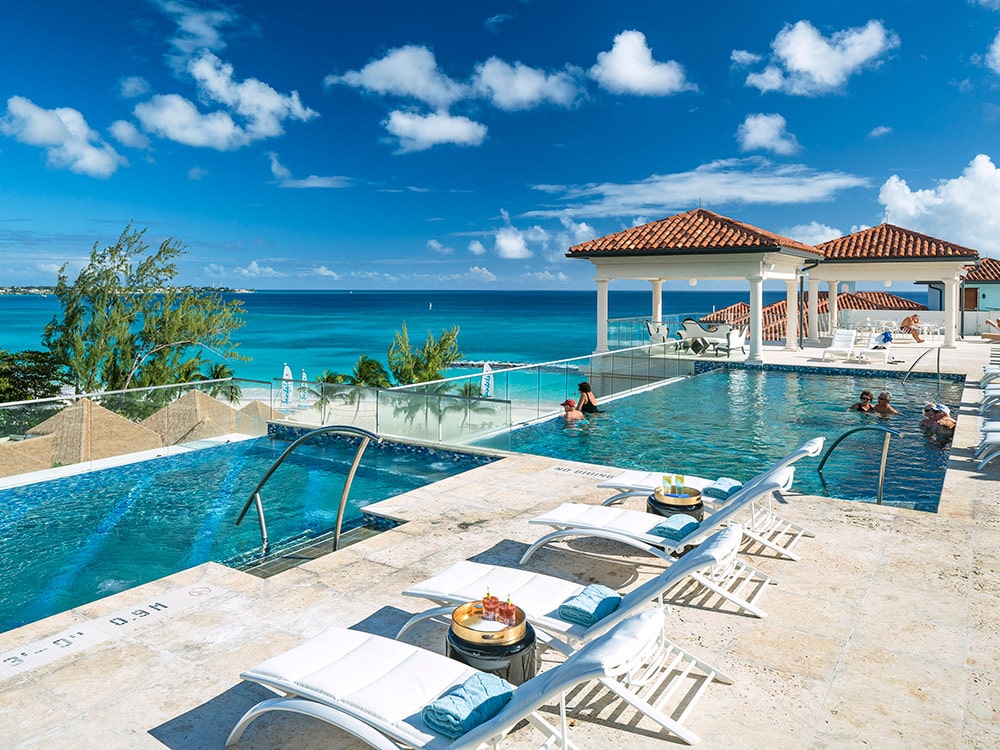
[475,368,963,512]
[0,435,491,633]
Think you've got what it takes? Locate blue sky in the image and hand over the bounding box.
[2,1,1000,291]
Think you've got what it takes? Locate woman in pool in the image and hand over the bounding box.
[872,391,899,416]
[577,382,603,414]
[847,390,876,413]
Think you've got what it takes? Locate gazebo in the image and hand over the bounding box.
[811,224,980,348]
[566,208,822,361]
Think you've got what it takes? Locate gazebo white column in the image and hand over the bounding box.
[943,278,959,348]
[828,280,840,336]
[785,279,799,350]
[651,279,663,323]
[807,278,820,345]
[595,278,609,353]
[748,275,764,361]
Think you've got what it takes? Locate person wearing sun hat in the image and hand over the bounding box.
[560,398,584,420]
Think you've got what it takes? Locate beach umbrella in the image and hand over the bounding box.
[280,363,293,408]
[480,362,494,398]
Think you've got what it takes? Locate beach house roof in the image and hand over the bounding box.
[963,255,1000,283]
[815,223,980,262]
[566,208,820,257]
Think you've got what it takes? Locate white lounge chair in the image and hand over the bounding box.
[710,327,747,357]
[399,525,769,659]
[821,328,858,361]
[597,436,825,509]
[856,331,892,365]
[521,467,813,565]
[645,320,670,344]
[227,609,710,747]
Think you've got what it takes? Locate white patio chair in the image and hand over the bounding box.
[856,331,892,364]
[821,329,857,361]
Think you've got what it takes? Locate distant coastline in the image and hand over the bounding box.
[0,286,255,295]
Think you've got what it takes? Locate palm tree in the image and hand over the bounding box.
[200,362,241,403]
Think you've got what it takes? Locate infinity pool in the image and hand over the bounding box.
[475,368,963,511]
[0,435,492,633]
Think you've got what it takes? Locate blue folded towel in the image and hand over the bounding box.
[421,672,515,739]
[651,514,700,541]
[557,583,622,627]
[702,477,742,500]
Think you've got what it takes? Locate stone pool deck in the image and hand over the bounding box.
[1,338,998,748]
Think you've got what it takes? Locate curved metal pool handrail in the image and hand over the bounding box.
[901,346,941,387]
[236,425,383,553]
[817,425,901,505]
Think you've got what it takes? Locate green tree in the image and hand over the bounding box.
[200,362,242,404]
[350,354,392,388]
[0,349,65,402]
[387,323,461,385]
[43,224,246,392]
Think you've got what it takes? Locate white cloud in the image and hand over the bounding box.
[589,30,697,95]
[468,265,497,281]
[468,240,487,255]
[737,113,800,155]
[782,221,842,245]
[427,239,453,254]
[973,0,1000,9]
[235,260,284,278]
[134,52,317,150]
[0,96,126,178]
[730,50,762,67]
[868,125,892,138]
[384,110,487,153]
[109,119,151,149]
[878,153,1000,253]
[267,151,292,180]
[325,46,468,108]
[526,157,870,219]
[313,265,340,278]
[472,58,582,110]
[37,262,62,276]
[158,0,234,70]
[266,151,347,188]
[495,226,532,258]
[204,263,225,276]
[745,20,900,95]
[352,270,398,282]
[188,166,207,180]
[522,270,570,283]
[986,31,1000,75]
[119,76,150,98]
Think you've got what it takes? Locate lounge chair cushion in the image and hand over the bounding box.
[421,672,515,738]
[557,584,622,626]
[652,514,700,541]
[703,477,742,500]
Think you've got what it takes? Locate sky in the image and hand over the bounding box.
[2,0,1000,291]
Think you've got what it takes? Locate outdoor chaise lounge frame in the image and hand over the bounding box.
[399,525,767,660]
[521,467,812,566]
[227,609,712,748]
[596,437,824,514]
[677,317,732,347]
[856,331,892,365]
[821,328,858,361]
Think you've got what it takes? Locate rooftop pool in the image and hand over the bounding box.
[0,434,493,633]
[474,367,964,511]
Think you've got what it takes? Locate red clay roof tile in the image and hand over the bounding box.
[567,208,820,256]
[816,223,979,260]
[963,255,1000,282]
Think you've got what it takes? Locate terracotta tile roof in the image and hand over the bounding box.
[567,208,820,257]
[700,291,926,340]
[963,255,1000,282]
[816,223,979,261]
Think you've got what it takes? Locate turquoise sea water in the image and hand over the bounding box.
[0,289,928,383]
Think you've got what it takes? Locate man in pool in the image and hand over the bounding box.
[873,391,899,416]
[561,398,584,420]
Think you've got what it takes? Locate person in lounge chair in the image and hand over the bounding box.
[900,314,925,343]
[848,389,876,413]
[561,398,584,420]
[873,391,899,416]
[577,382,603,414]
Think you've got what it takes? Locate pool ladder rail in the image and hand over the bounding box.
[235,425,383,554]
[817,425,900,505]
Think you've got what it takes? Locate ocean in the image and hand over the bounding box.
[0,289,928,384]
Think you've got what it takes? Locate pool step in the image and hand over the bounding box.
[231,525,384,578]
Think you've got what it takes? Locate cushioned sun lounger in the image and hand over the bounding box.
[523,467,811,564]
[399,524,767,658]
[597,437,824,508]
[227,609,712,747]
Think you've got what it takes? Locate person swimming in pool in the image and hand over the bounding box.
[847,389,876,413]
[872,391,899,417]
[561,398,584,420]
[577,382,603,414]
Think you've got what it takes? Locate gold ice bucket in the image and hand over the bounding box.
[652,486,702,507]
[450,602,527,645]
